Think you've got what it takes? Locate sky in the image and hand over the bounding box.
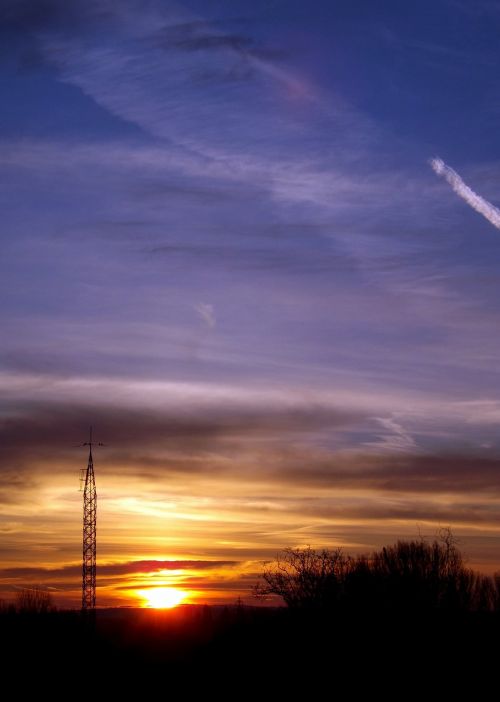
[2,0,500,608]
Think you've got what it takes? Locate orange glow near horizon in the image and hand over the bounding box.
[138,587,188,609]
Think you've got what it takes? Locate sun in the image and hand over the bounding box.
[139,587,187,609]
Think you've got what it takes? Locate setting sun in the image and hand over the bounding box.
[139,587,187,609]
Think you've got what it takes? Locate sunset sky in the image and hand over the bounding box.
[2,0,500,608]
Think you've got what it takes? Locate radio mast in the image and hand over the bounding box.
[80,427,102,612]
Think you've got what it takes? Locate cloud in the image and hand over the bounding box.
[0,389,364,480]
[0,0,117,69]
[25,0,378,213]
[195,303,216,329]
[5,371,500,468]
[0,559,238,581]
[154,21,256,54]
[280,451,500,495]
[3,387,500,500]
[430,157,500,230]
[365,416,417,453]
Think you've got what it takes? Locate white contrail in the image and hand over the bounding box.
[430,156,500,230]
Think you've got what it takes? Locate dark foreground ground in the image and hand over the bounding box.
[1,605,498,692]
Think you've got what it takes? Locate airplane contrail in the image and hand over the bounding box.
[430,157,500,230]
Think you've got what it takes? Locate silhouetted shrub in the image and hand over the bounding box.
[256,530,496,614]
[16,586,53,614]
[254,546,356,609]
[370,532,471,610]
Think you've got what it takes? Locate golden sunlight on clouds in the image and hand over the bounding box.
[3,445,500,609]
[138,587,188,609]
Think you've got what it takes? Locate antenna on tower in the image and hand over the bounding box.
[79,426,104,614]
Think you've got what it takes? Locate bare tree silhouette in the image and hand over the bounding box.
[254,546,353,609]
[255,530,497,613]
[16,586,53,614]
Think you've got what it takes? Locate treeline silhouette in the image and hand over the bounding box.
[256,530,500,613]
[1,532,499,691]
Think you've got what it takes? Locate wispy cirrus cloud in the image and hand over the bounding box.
[195,303,216,329]
[430,157,500,230]
[19,1,377,216]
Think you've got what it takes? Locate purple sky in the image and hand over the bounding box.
[1,0,500,606]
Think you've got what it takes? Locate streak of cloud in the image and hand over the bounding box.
[430,157,500,230]
[195,302,216,329]
[0,559,237,580]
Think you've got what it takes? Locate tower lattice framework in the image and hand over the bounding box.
[81,428,99,612]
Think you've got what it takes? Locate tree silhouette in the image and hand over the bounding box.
[254,546,353,609]
[369,529,476,610]
[255,531,496,613]
[16,586,53,614]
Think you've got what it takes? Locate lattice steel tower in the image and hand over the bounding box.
[80,427,101,612]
